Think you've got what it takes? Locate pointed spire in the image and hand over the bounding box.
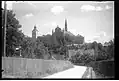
[34,24,36,29]
[65,18,67,31]
[57,25,59,28]
[32,25,37,42]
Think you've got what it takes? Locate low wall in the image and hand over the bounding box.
[2,57,73,78]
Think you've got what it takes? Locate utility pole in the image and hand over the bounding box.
[4,1,7,57]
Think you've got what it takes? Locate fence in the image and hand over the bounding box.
[2,57,73,78]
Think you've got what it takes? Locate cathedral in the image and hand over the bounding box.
[32,19,84,45]
[32,19,68,42]
[51,19,70,46]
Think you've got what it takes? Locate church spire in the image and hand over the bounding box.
[65,18,67,31]
[32,25,37,42]
[34,24,36,28]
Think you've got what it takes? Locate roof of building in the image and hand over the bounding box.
[64,31,75,36]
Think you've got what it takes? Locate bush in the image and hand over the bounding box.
[69,49,95,64]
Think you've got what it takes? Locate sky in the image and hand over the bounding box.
[2,1,114,44]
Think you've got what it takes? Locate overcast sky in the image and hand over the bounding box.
[2,1,114,44]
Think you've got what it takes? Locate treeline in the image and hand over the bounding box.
[69,40,114,64]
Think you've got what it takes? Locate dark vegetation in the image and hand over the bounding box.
[69,40,114,63]
[87,60,114,78]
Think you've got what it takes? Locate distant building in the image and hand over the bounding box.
[51,25,64,46]
[55,25,61,33]
[37,18,84,46]
[32,25,38,42]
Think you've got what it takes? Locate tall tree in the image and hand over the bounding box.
[2,9,24,57]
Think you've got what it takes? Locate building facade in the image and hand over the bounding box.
[32,25,37,42]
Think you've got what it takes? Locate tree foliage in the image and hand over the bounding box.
[69,40,114,64]
[21,36,50,59]
[2,9,24,57]
[21,36,33,58]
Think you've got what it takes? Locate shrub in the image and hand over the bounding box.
[69,49,95,65]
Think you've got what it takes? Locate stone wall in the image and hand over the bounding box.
[2,57,73,78]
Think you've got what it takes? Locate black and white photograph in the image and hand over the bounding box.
[2,1,114,79]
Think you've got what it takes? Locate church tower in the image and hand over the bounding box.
[65,19,67,31]
[32,25,37,42]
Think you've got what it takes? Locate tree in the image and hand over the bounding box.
[21,36,50,59]
[94,40,114,61]
[2,9,24,57]
[34,39,50,59]
[21,36,33,58]
[106,40,114,59]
